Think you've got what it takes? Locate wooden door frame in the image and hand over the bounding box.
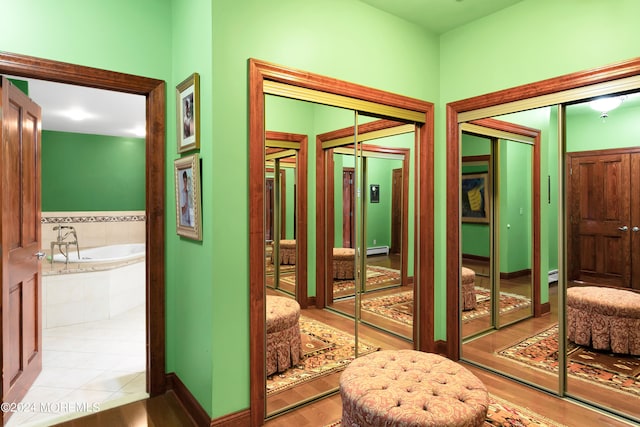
[249,59,434,426]
[391,167,403,254]
[265,130,308,308]
[264,170,286,241]
[566,147,640,289]
[0,52,166,395]
[342,167,355,248]
[446,56,640,360]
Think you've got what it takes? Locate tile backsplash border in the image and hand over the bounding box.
[42,212,146,224]
[42,211,146,251]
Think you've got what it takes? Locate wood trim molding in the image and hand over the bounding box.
[165,373,210,427]
[0,51,166,394]
[446,56,640,360]
[265,130,308,308]
[249,58,434,425]
[499,269,532,280]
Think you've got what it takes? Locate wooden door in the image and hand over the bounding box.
[342,168,355,248]
[569,153,631,287]
[1,77,43,422]
[265,178,274,241]
[390,168,402,254]
[632,153,640,289]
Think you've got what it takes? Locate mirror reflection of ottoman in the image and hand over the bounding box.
[266,295,302,376]
[271,239,296,265]
[340,350,489,426]
[567,286,640,355]
[333,248,355,279]
[461,267,477,311]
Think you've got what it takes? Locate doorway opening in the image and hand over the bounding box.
[0,52,165,425]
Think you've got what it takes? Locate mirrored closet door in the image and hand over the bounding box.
[448,58,640,425]
[320,116,415,342]
[250,59,435,425]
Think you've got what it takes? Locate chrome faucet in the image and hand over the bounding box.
[51,225,80,265]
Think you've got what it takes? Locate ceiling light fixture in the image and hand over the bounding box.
[60,108,95,121]
[589,95,627,119]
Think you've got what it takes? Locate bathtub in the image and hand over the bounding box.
[51,243,145,263]
[43,244,145,328]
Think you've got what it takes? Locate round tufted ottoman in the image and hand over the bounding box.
[340,350,489,427]
[266,295,302,376]
[461,267,477,311]
[567,286,640,355]
[333,247,356,279]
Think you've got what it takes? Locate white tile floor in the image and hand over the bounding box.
[7,305,147,427]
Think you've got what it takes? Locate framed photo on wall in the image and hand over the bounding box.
[174,154,203,240]
[461,172,490,223]
[176,72,200,153]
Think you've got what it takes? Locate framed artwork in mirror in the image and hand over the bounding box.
[174,154,203,240]
[369,184,380,203]
[176,72,200,153]
[461,172,490,223]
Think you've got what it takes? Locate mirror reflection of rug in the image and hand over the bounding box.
[266,316,379,395]
[497,324,640,397]
[333,265,401,297]
[267,266,401,297]
[465,288,531,322]
[324,393,567,427]
[359,288,531,325]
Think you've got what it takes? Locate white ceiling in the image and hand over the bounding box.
[8,76,145,139]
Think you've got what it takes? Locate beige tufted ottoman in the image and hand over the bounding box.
[461,267,477,311]
[340,350,489,426]
[567,286,640,355]
[266,295,302,376]
[333,247,355,279]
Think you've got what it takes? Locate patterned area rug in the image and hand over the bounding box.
[266,316,379,395]
[325,394,566,427]
[333,265,401,297]
[464,287,531,322]
[359,288,531,325]
[497,324,640,397]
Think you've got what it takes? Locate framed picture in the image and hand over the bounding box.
[176,73,200,153]
[174,154,202,240]
[461,172,490,223]
[369,184,380,203]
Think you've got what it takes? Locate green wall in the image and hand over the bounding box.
[566,102,640,152]
[498,140,533,274]
[41,131,145,211]
[366,157,400,248]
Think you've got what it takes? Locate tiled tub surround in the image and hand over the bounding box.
[41,211,146,329]
[43,259,145,329]
[42,211,146,254]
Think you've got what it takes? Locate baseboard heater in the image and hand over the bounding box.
[367,246,389,256]
[548,269,558,283]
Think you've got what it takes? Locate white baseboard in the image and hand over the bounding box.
[367,246,389,256]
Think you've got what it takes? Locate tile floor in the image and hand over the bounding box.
[7,305,147,427]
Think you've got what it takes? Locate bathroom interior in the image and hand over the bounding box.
[5,77,148,426]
